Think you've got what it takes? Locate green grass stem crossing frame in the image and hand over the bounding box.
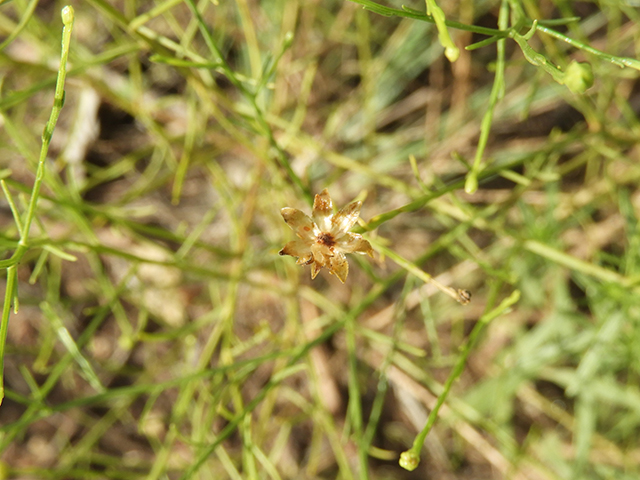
[0,6,75,406]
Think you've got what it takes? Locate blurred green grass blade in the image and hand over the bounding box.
[42,244,77,262]
[128,0,183,30]
[41,302,106,394]
[536,16,581,26]
[0,0,38,52]
[28,249,49,285]
[149,54,222,69]
[566,312,624,397]
[0,180,23,236]
[524,240,627,286]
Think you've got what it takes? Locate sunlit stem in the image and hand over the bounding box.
[370,239,471,305]
[424,0,459,62]
[465,0,508,194]
[400,290,521,471]
[0,5,74,406]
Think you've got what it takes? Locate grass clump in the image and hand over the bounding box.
[1,1,640,479]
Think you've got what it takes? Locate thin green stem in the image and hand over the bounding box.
[465,0,508,194]
[535,23,640,71]
[399,290,521,471]
[346,313,370,479]
[370,239,471,304]
[523,240,628,286]
[424,0,459,61]
[0,267,17,405]
[0,6,74,406]
[0,180,24,237]
[360,180,464,232]
[22,6,74,250]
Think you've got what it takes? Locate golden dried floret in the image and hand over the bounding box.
[279,189,374,283]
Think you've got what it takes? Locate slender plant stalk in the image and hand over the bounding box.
[399,290,521,471]
[465,0,508,193]
[370,239,471,304]
[0,267,17,404]
[346,311,370,479]
[534,23,640,70]
[424,0,459,62]
[0,6,74,406]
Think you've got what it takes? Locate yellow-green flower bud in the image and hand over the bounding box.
[61,5,74,26]
[445,46,460,63]
[399,450,420,471]
[464,173,478,194]
[563,61,594,94]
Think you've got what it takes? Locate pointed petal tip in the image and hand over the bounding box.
[280,240,312,259]
[280,207,299,220]
[363,239,374,257]
[281,208,316,240]
[313,189,333,214]
[329,252,348,283]
[337,233,373,257]
[311,262,322,279]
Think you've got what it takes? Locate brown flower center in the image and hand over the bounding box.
[317,232,336,247]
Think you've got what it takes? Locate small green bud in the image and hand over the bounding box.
[283,31,294,48]
[445,46,460,63]
[61,5,74,26]
[399,450,420,471]
[563,61,593,94]
[464,173,478,194]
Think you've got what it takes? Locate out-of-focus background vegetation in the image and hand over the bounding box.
[1,0,640,478]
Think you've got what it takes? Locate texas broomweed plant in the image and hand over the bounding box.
[279,189,374,283]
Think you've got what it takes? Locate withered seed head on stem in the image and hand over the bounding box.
[279,189,373,283]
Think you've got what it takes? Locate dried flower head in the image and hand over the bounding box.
[279,189,374,283]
